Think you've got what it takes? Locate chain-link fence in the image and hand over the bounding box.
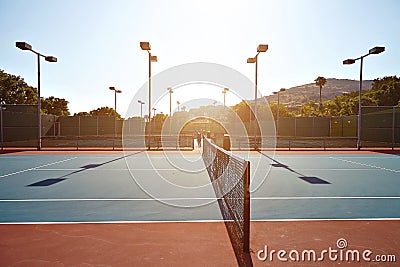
[40,116,193,150]
[0,104,38,147]
[361,106,400,148]
[1,107,399,150]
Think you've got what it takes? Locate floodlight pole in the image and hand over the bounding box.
[358,57,363,150]
[147,52,152,150]
[254,55,258,148]
[37,53,41,149]
[222,88,229,107]
[16,42,57,150]
[168,88,173,117]
[168,88,173,135]
[148,52,152,123]
[138,100,145,118]
[109,87,122,141]
[273,88,285,136]
[247,44,268,150]
[140,42,157,150]
[343,46,385,150]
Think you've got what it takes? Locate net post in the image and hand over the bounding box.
[243,160,250,253]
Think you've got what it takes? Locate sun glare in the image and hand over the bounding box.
[152,83,243,115]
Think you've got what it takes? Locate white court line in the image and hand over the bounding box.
[1,196,400,202]
[30,168,380,171]
[265,168,381,171]
[32,169,130,171]
[252,196,400,200]
[251,156,399,159]
[251,218,400,222]
[0,157,78,179]
[32,168,204,171]
[1,218,400,225]
[323,156,399,159]
[330,157,400,173]
[33,168,198,172]
[0,198,217,202]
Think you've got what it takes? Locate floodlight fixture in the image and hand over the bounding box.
[343,59,356,65]
[369,46,385,55]
[45,56,57,62]
[140,42,151,50]
[257,44,268,53]
[16,42,32,50]
[247,57,256,63]
[150,55,158,62]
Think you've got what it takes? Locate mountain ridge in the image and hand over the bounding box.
[265,78,374,106]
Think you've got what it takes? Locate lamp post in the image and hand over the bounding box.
[222,87,229,107]
[167,87,174,117]
[167,88,174,135]
[247,44,268,150]
[343,46,385,150]
[273,88,286,136]
[140,41,157,150]
[137,100,145,118]
[16,42,57,150]
[109,87,122,143]
[177,101,180,112]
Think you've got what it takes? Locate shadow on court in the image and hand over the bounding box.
[260,152,331,185]
[26,151,143,187]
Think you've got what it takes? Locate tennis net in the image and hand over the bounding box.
[202,137,252,266]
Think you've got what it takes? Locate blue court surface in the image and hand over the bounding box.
[1,150,400,223]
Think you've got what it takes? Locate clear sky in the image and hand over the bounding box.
[1,0,399,117]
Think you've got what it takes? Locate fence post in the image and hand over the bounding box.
[77,116,81,150]
[393,107,395,150]
[0,105,3,151]
[96,116,99,136]
[341,117,344,137]
[294,117,297,137]
[53,115,56,136]
[312,117,315,137]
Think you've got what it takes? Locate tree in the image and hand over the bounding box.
[314,76,327,110]
[232,101,252,122]
[365,76,400,106]
[0,69,38,104]
[74,111,91,116]
[1,70,71,116]
[268,102,294,119]
[41,96,70,116]
[89,106,122,119]
[300,101,321,117]
[321,92,358,117]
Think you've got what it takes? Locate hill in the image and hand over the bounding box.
[265,78,373,106]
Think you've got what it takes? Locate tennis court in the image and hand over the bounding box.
[1,147,399,266]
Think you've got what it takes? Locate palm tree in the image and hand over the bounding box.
[314,76,327,110]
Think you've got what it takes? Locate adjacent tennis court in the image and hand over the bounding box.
[1,147,399,266]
